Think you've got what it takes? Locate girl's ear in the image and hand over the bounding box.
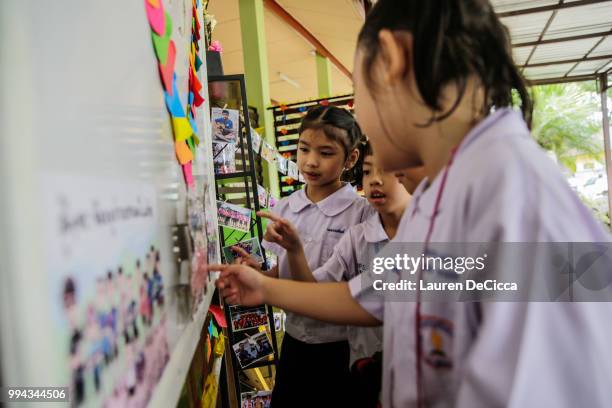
[377,30,413,86]
[344,148,360,171]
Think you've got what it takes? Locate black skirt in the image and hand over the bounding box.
[271,333,351,408]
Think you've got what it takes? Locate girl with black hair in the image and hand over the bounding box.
[213,1,612,406]
[260,105,375,407]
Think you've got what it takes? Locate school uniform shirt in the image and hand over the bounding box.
[312,213,386,365]
[349,108,612,407]
[263,183,375,344]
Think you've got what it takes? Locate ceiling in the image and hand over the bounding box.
[208,0,612,105]
[208,0,360,104]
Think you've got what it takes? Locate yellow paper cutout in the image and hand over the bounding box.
[175,141,193,165]
[206,336,212,361]
[172,116,193,142]
[201,374,219,408]
[147,0,160,8]
[214,335,225,357]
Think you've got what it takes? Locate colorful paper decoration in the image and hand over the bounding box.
[172,117,194,142]
[209,305,228,328]
[175,141,193,165]
[151,12,172,65]
[159,40,176,93]
[144,0,166,36]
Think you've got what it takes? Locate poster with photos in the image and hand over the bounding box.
[217,201,252,233]
[232,332,274,368]
[187,183,210,315]
[43,176,170,408]
[213,142,236,175]
[222,237,264,265]
[212,107,239,143]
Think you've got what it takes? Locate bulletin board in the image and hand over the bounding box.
[0,1,219,407]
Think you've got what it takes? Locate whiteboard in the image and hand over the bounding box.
[0,0,219,407]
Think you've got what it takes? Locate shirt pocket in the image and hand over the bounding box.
[320,230,344,263]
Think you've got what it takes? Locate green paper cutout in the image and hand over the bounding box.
[195,53,203,72]
[151,12,173,65]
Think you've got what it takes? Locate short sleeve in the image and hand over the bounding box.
[312,232,352,282]
[348,274,384,322]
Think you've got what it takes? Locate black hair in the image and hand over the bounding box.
[298,105,365,183]
[358,0,532,127]
[222,109,229,115]
[353,139,373,189]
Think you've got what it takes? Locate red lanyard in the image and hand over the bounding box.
[414,145,459,408]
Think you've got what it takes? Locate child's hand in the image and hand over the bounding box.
[231,246,263,271]
[210,264,265,306]
[257,211,301,252]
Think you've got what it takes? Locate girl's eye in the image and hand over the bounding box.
[363,170,370,176]
[321,151,334,156]
[298,147,308,153]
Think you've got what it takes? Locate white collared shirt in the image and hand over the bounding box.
[263,183,375,343]
[350,109,612,407]
[313,214,386,364]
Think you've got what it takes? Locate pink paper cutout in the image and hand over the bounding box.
[144,0,165,36]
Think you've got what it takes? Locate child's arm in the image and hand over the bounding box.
[258,211,316,282]
[211,263,380,327]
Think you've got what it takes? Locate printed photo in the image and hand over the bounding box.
[217,201,252,233]
[250,127,262,154]
[232,332,274,369]
[213,142,237,175]
[287,160,298,179]
[241,391,272,408]
[223,237,264,265]
[212,107,239,143]
[260,142,276,163]
[276,154,288,175]
[230,305,269,332]
[257,185,268,209]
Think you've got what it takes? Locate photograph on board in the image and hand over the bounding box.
[217,201,252,233]
[212,107,239,143]
[232,332,274,369]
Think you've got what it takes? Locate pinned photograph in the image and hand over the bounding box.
[232,332,274,369]
[257,185,268,209]
[273,312,285,332]
[250,127,262,154]
[287,160,298,179]
[212,107,239,143]
[241,391,272,408]
[260,141,276,163]
[213,142,237,175]
[230,305,269,332]
[276,154,288,175]
[217,201,252,233]
[223,237,264,265]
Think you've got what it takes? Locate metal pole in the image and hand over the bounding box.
[599,73,612,227]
